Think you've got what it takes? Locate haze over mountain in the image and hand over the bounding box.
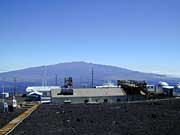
[0,62,178,84]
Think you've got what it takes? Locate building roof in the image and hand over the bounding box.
[26,86,61,92]
[28,91,43,96]
[158,82,169,86]
[52,88,126,98]
[162,86,174,89]
[1,92,9,94]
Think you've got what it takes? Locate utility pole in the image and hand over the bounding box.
[2,77,5,103]
[44,66,47,86]
[42,66,44,86]
[42,66,47,86]
[92,68,94,88]
[14,77,16,96]
[55,74,58,86]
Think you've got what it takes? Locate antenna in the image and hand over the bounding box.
[92,68,94,88]
[42,66,44,86]
[42,75,43,86]
[44,66,47,86]
[42,66,47,86]
[2,77,5,103]
[55,74,58,86]
[14,77,16,96]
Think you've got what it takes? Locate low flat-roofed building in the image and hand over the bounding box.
[26,86,61,103]
[51,88,127,104]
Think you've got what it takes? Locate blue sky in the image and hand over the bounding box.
[0,0,180,75]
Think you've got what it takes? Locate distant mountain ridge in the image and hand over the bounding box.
[0,62,177,84]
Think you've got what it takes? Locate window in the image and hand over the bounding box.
[104,99,108,103]
[84,100,89,104]
[64,99,71,104]
[117,99,121,102]
[42,91,51,97]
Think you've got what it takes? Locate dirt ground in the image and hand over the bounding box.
[9,99,180,135]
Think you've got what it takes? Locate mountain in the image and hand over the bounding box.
[0,62,179,91]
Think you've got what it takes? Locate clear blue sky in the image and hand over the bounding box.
[0,0,179,75]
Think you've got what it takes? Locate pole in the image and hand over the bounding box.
[42,66,45,86]
[92,68,94,88]
[42,66,47,86]
[44,66,47,86]
[14,77,16,96]
[55,74,58,86]
[2,77,5,103]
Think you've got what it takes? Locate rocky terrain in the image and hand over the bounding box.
[9,99,180,135]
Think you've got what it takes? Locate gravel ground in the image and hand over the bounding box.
[9,99,180,135]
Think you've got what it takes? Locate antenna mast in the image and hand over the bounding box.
[14,77,16,96]
[92,68,94,88]
[2,77,5,103]
[42,66,47,86]
[55,74,58,86]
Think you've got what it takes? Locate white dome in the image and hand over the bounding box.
[158,81,169,86]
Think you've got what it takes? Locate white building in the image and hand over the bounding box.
[26,86,61,103]
[147,85,156,93]
[156,82,174,95]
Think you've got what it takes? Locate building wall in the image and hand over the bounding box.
[52,96,127,104]
[126,95,146,101]
[156,86,163,94]
[50,88,146,104]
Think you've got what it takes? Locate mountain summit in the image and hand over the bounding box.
[0,62,172,84]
